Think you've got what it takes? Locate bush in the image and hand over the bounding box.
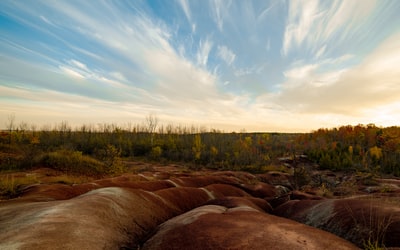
[150,146,163,160]
[94,145,125,175]
[293,166,311,189]
[0,144,25,171]
[39,149,106,176]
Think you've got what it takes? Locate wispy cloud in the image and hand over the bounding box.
[282,0,377,56]
[177,0,191,22]
[282,0,320,56]
[196,38,213,67]
[39,15,54,26]
[275,32,400,116]
[1,1,244,128]
[315,45,326,58]
[257,3,275,21]
[210,0,231,32]
[217,45,236,66]
[59,66,85,79]
[283,64,318,81]
[234,64,264,77]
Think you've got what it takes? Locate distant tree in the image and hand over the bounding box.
[192,134,203,162]
[5,113,16,144]
[6,113,15,131]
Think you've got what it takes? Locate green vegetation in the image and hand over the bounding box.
[298,124,400,176]
[1,119,399,178]
[0,119,299,175]
[0,174,39,199]
[0,174,17,198]
[39,149,106,176]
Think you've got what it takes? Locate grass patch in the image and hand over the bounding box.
[316,183,333,198]
[261,164,293,174]
[44,174,93,185]
[0,174,39,199]
[363,238,385,250]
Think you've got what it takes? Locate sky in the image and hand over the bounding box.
[0,0,400,132]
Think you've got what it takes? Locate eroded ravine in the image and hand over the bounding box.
[1,168,399,249]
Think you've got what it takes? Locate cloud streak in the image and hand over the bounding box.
[178,0,191,22]
[282,0,377,56]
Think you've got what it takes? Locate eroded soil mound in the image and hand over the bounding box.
[274,197,400,248]
[143,205,358,250]
[1,165,398,249]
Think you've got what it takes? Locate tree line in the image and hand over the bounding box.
[0,116,298,174]
[298,124,400,176]
[1,116,399,176]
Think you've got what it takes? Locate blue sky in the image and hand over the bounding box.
[1,0,399,132]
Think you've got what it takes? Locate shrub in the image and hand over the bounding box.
[316,183,333,198]
[150,146,163,160]
[39,149,105,176]
[293,166,311,189]
[0,144,24,170]
[94,145,125,175]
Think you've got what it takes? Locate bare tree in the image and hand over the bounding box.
[146,114,159,146]
[18,121,28,132]
[6,113,15,144]
[146,114,158,134]
[6,113,15,132]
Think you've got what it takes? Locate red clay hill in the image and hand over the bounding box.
[1,163,400,249]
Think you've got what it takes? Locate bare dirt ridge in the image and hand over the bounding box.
[1,163,400,249]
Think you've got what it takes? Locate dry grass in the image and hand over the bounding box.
[345,199,394,249]
[0,170,96,199]
[43,174,94,185]
[0,174,39,199]
[316,183,333,198]
[261,164,293,174]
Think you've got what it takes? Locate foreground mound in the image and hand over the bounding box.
[0,171,290,249]
[0,168,384,249]
[143,204,358,250]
